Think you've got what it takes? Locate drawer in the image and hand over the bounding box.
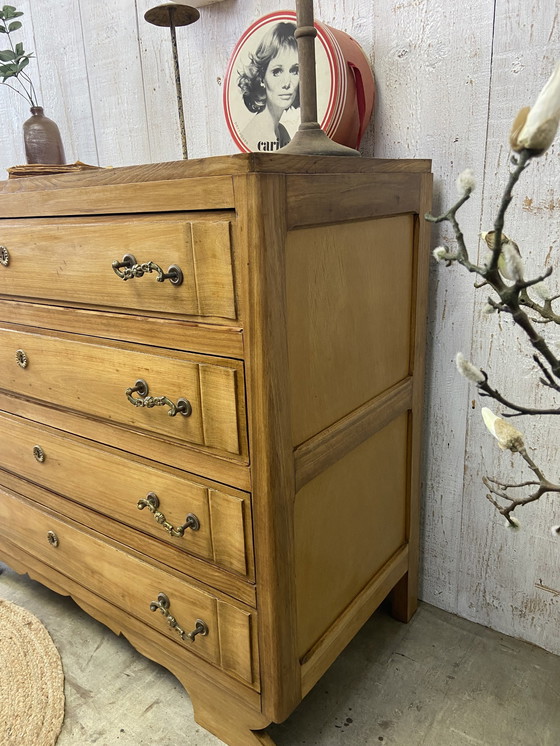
[0,215,237,320]
[0,412,253,579]
[0,324,247,459]
[0,487,259,690]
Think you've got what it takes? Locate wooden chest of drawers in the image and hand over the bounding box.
[0,154,431,745]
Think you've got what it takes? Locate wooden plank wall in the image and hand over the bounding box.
[0,0,558,655]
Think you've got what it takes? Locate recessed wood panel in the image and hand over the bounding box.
[294,414,409,657]
[286,215,414,445]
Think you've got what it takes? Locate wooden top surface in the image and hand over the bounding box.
[0,153,431,195]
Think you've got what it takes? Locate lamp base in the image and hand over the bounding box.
[278,123,361,157]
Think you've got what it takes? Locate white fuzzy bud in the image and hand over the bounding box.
[456,168,476,195]
[483,303,497,314]
[481,407,525,451]
[502,241,524,282]
[550,525,560,537]
[455,352,485,383]
[517,61,560,154]
[532,281,552,301]
[432,246,456,265]
[505,516,521,529]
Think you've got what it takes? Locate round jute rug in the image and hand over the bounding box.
[0,598,65,746]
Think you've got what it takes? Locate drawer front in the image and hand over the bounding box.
[0,412,253,579]
[0,216,237,320]
[0,487,258,690]
[0,325,246,458]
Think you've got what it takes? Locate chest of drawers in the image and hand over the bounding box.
[0,154,431,745]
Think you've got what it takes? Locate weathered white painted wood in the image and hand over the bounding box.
[0,0,558,657]
[77,0,151,166]
[0,0,41,167]
[367,0,496,613]
[459,0,560,654]
[30,0,98,165]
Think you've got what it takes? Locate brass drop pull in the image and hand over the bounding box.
[112,254,183,286]
[137,492,200,538]
[15,349,28,368]
[149,592,208,643]
[125,379,192,417]
[33,445,45,463]
[0,246,9,266]
[47,530,59,547]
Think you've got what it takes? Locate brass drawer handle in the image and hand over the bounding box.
[125,379,192,417]
[0,246,9,266]
[112,254,183,286]
[16,349,28,368]
[47,530,59,547]
[137,492,200,538]
[149,592,208,643]
[33,445,46,463]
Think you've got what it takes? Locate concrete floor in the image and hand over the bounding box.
[1,561,559,746]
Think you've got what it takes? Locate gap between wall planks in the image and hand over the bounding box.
[0,0,559,657]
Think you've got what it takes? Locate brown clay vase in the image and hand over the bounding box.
[23,106,66,164]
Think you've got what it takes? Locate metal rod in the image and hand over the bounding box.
[169,8,188,159]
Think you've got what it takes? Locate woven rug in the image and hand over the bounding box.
[0,598,65,746]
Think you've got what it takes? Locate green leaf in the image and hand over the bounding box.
[11,12,23,18]
[16,56,27,71]
[0,27,7,33]
[8,20,21,31]
[0,48,15,60]
[15,41,22,54]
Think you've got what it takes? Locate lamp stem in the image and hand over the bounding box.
[169,7,188,159]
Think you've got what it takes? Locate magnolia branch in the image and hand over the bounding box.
[483,444,560,525]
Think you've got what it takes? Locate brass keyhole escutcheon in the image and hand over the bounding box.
[16,349,28,368]
[33,445,45,463]
[47,530,59,548]
[0,246,8,266]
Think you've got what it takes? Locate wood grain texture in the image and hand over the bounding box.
[233,173,301,723]
[286,215,414,445]
[0,300,244,358]
[286,173,422,228]
[294,415,409,658]
[0,487,259,682]
[294,377,413,491]
[0,410,254,579]
[0,536,264,714]
[0,176,235,217]
[0,323,246,458]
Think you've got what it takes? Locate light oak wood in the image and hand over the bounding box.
[294,377,413,490]
[300,546,409,696]
[0,176,235,218]
[0,300,244,358]
[0,323,246,459]
[0,535,263,710]
[286,173,423,228]
[0,487,259,690]
[286,215,414,445]
[0,411,253,579]
[0,156,431,744]
[0,466,256,606]
[0,216,237,321]
[234,173,301,723]
[0,154,432,196]
[294,415,409,657]
[0,391,252,492]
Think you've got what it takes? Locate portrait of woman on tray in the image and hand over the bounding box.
[236,21,300,152]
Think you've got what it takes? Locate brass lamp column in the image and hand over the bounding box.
[279,0,361,156]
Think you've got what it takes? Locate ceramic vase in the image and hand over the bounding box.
[23,106,66,164]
